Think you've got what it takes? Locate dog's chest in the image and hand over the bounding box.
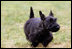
[38,34,48,42]
[37,30,49,41]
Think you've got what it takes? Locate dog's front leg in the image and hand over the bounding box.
[31,41,39,47]
[42,33,53,47]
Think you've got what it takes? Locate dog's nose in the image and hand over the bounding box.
[56,26,60,29]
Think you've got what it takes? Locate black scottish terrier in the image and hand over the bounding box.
[24,7,60,47]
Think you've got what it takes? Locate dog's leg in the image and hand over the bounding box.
[31,41,39,47]
[42,33,53,47]
[29,32,39,47]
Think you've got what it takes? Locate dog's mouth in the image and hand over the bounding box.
[51,28,59,32]
[48,25,60,32]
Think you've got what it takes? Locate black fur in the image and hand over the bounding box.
[30,7,34,18]
[24,7,60,47]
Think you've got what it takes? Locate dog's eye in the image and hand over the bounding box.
[55,18,57,22]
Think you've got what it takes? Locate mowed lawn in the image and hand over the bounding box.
[1,1,71,48]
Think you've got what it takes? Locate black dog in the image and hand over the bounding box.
[24,7,60,47]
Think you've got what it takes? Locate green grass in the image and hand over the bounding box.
[1,1,71,48]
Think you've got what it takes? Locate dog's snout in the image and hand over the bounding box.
[56,26,60,29]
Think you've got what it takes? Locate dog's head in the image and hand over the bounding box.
[39,10,60,32]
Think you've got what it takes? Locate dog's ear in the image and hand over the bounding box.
[30,7,34,18]
[49,10,54,16]
[39,11,45,21]
[50,18,53,22]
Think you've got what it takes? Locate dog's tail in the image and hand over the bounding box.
[30,7,34,19]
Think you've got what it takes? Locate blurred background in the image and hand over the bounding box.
[1,1,71,48]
